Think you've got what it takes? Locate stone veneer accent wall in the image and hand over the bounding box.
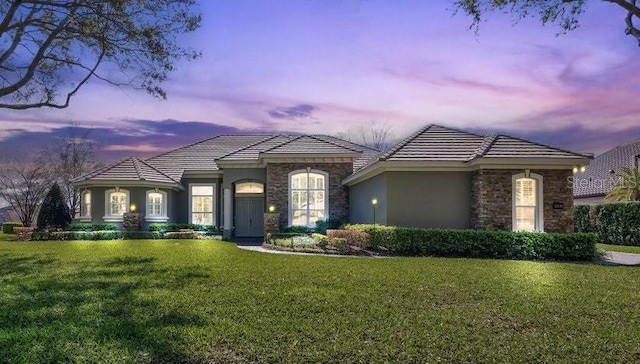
[266,163,353,228]
[470,169,574,233]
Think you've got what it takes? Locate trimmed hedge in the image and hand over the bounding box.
[326,229,369,249]
[67,223,119,231]
[148,223,219,235]
[29,230,162,241]
[345,224,598,261]
[574,203,640,246]
[2,222,23,234]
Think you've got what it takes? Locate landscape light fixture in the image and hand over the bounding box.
[371,198,378,225]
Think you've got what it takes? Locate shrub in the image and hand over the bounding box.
[574,205,593,233]
[344,224,598,261]
[13,227,35,240]
[37,183,72,230]
[67,223,119,231]
[282,225,312,234]
[2,222,23,234]
[122,231,162,240]
[328,237,348,251]
[326,229,370,249]
[595,202,640,246]
[314,219,342,234]
[311,233,328,248]
[148,223,218,235]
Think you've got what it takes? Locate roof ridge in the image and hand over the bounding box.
[378,124,434,161]
[72,156,135,182]
[468,133,499,160]
[312,134,381,153]
[131,157,144,180]
[261,135,304,153]
[305,135,363,153]
[496,133,593,158]
[215,135,281,160]
[137,158,181,183]
[429,124,485,138]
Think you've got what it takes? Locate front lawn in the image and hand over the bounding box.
[0,240,638,363]
[598,243,640,254]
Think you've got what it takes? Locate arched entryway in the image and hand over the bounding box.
[234,181,265,237]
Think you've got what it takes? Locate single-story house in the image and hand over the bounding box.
[573,140,640,205]
[72,125,591,238]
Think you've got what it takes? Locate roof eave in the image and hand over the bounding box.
[72,179,184,191]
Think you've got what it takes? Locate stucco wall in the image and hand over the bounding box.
[386,171,472,229]
[348,173,387,225]
[470,169,574,233]
[266,163,352,228]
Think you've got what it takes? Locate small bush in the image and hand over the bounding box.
[327,229,370,249]
[67,223,119,231]
[282,226,312,234]
[122,231,162,240]
[148,223,218,235]
[328,237,348,251]
[311,233,328,248]
[314,219,342,234]
[2,222,23,234]
[13,227,35,240]
[344,224,598,261]
[595,202,640,246]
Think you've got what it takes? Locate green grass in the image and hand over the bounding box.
[0,240,639,363]
[598,243,640,254]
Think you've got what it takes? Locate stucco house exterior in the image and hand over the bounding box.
[573,140,640,205]
[72,125,591,238]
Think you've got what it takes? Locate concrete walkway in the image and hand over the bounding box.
[597,251,640,266]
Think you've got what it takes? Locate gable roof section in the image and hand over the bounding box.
[145,135,271,179]
[474,134,588,159]
[74,157,179,185]
[573,140,640,198]
[261,135,363,155]
[216,135,294,161]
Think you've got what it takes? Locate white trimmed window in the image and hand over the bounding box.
[289,170,327,227]
[512,173,544,232]
[190,184,215,226]
[104,188,129,221]
[80,190,92,221]
[145,190,168,222]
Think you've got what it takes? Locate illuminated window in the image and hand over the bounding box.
[235,181,264,194]
[146,190,168,221]
[104,188,129,221]
[512,173,543,232]
[81,190,91,217]
[289,170,327,227]
[190,184,215,225]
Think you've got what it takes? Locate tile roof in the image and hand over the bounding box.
[573,140,640,198]
[216,135,295,161]
[145,135,271,179]
[261,135,363,155]
[75,157,179,184]
[475,134,589,159]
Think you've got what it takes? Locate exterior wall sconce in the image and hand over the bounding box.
[268,205,276,213]
[130,203,137,212]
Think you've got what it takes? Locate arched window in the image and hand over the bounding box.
[235,181,264,194]
[146,190,168,222]
[512,173,543,232]
[289,170,328,227]
[104,188,129,221]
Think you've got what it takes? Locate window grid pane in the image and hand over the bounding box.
[191,185,215,226]
[290,172,327,227]
[515,178,537,232]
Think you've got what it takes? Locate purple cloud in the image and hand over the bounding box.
[268,104,317,120]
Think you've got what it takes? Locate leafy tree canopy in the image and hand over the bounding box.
[0,0,201,110]
[453,0,640,46]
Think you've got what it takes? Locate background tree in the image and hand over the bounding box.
[606,167,640,201]
[36,183,71,230]
[40,123,100,219]
[336,122,395,151]
[0,0,201,110]
[0,160,52,226]
[453,0,640,46]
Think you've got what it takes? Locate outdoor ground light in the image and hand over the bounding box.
[371,198,378,225]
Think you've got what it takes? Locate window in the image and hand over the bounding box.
[190,184,215,225]
[512,173,543,232]
[235,181,264,194]
[80,190,91,221]
[146,190,168,222]
[289,170,327,227]
[104,188,129,221]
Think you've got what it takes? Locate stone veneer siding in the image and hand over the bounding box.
[266,163,353,228]
[470,169,574,233]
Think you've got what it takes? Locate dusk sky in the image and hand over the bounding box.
[1,0,639,161]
